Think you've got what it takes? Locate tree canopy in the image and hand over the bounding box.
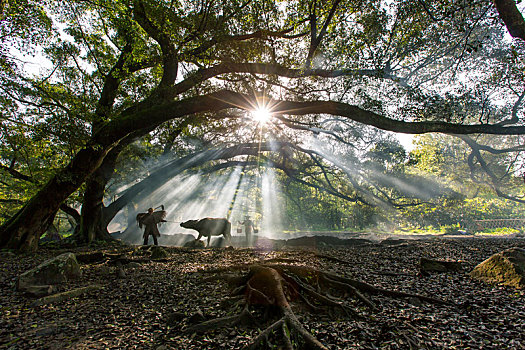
[1,0,525,251]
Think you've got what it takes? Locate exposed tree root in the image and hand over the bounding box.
[185,305,258,333]
[189,263,451,349]
[30,285,102,307]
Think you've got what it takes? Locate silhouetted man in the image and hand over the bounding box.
[137,206,167,246]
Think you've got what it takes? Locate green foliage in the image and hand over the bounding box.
[0,122,80,223]
[475,227,520,236]
[399,134,525,229]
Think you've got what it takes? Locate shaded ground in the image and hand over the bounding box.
[1,236,525,349]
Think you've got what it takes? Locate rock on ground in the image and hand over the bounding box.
[419,257,463,273]
[183,239,205,249]
[16,252,81,294]
[150,246,169,259]
[470,247,525,289]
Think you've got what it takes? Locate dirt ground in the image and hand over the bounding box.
[1,236,524,349]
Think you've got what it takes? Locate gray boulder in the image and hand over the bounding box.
[470,247,525,289]
[17,252,81,295]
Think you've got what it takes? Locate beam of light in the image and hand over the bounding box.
[227,173,257,236]
[260,168,284,240]
[178,169,238,222]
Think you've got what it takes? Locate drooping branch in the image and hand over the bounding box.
[201,156,367,206]
[102,90,525,150]
[0,164,36,183]
[279,160,361,204]
[293,144,394,207]
[457,134,525,204]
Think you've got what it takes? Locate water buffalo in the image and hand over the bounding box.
[180,218,232,247]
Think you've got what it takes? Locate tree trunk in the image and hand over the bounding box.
[493,0,525,41]
[79,142,127,243]
[0,92,233,252]
[0,146,109,251]
[79,175,112,243]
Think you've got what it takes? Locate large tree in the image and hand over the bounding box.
[1,0,524,251]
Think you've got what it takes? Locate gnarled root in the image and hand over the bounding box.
[184,304,258,333]
[188,265,327,349]
[190,263,450,349]
[243,265,327,350]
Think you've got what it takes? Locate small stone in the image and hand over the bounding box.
[117,267,126,278]
[188,309,206,324]
[166,311,186,325]
[125,262,142,269]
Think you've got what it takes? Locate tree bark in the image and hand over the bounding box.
[79,174,112,243]
[78,140,131,243]
[493,0,525,41]
[0,146,109,251]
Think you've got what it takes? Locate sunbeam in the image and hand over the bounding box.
[261,168,284,240]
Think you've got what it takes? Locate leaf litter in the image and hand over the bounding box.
[0,237,524,349]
